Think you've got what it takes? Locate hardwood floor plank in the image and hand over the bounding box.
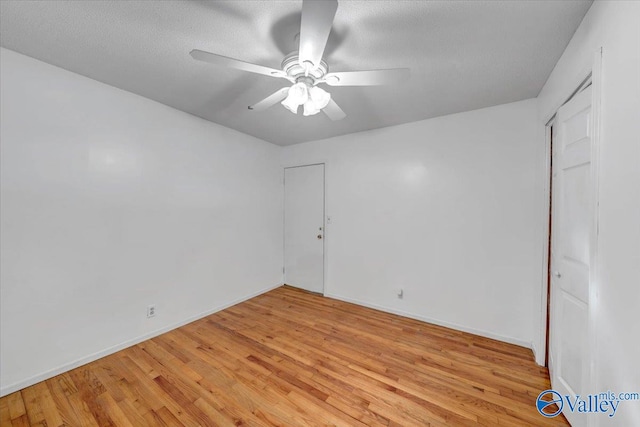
[19,387,45,425]
[0,286,568,426]
[149,406,185,427]
[10,414,30,427]
[49,374,100,427]
[0,395,13,426]
[95,393,135,427]
[116,397,151,427]
[5,392,26,421]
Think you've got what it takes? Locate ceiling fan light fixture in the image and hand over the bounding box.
[281,82,309,114]
[309,86,331,110]
[303,85,331,116]
[303,100,321,116]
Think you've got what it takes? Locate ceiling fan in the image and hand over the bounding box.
[190,0,410,120]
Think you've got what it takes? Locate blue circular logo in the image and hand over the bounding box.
[536,389,564,417]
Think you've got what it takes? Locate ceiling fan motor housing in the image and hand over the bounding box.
[282,52,328,85]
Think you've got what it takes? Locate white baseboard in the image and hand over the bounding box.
[531,338,547,366]
[0,283,283,397]
[324,292,532,350]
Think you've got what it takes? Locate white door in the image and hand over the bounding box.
[284,164,325,293]
[549,85,592,425]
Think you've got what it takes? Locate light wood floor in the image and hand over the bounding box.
[1,286,568,426]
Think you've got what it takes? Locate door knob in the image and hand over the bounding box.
[553,271,562,278]
[317,234,323,239]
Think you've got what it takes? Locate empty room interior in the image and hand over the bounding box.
[1,1,639,426]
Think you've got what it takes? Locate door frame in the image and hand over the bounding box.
[282,162,328,295]
[537,48,602,398]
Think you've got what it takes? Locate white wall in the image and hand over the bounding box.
[535,2,640,425]
[0,48,283,395]
[282,99,540,347]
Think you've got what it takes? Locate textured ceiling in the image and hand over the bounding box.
[0,0,592,146]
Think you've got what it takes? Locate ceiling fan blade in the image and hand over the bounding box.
[299,0,338,69]
[248,88,290,112]
[323,98,346,121]
[190,49,290,80]
[322,68,410,86]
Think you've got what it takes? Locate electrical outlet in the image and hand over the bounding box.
[147,305,156,318]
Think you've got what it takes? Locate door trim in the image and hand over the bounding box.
[536,48,602,405]
[586,48,602,407]
[282,162,327,295]
[537,121,552,367]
